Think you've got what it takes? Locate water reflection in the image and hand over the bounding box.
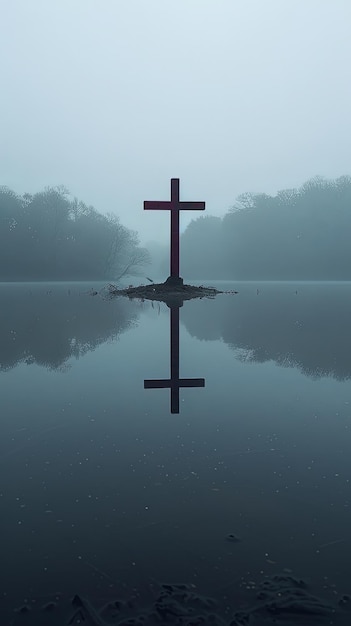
[2,282,350,383]
[182,283,351,380]
[1,283,351,624]
[0,283,138,372]
[144,303,205,413]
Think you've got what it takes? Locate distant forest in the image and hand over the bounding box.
[180,176,351,280]
[3,176,350,282]
[0,186,150,281]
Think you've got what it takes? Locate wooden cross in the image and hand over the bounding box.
[144,178,205,282]
[144,305,205,413]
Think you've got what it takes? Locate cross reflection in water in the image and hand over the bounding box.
[144,303,205,413]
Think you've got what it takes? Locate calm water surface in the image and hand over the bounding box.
[1,281,351,625]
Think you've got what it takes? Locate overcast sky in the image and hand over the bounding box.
[1,0,350,244]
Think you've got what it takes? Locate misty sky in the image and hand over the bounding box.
[1,0,350,244]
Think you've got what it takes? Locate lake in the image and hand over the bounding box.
[1,281,351,625]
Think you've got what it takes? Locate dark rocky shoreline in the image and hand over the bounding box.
[10,573,351,625]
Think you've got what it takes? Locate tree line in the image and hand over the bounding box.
[180,175,351,280]
[0,186,150,281]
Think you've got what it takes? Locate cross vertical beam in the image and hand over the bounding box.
[170,304,180,412]
[170,178,180,279]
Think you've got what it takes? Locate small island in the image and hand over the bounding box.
[108,277,237,305]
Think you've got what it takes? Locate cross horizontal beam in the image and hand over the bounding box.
[143,201,206,211]
[144,378,205,414]
[144,379,205,389]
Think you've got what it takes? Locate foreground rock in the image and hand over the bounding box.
[107,280,238,305]
[10,574,351,625]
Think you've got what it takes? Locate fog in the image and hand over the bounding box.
[1,0,350,244]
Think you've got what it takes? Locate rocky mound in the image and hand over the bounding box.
[108,280,237,305]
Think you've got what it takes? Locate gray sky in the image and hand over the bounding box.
[1,0,350,244]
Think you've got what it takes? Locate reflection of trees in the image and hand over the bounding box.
[0,285,138,372]
[181,286,351,380]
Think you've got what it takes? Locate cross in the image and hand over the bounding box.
[144,304,205,413]
[144,178,205,282]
